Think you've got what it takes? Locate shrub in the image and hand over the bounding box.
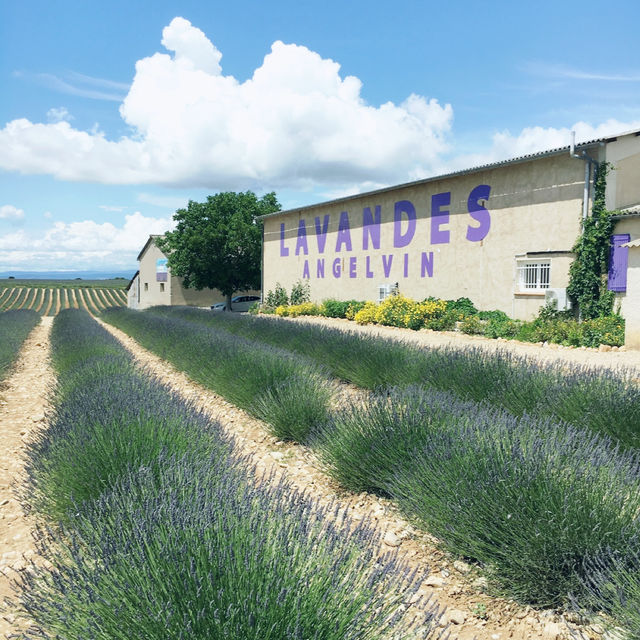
[445,297,477,316]
[321,299,365,319]
[354,301,379,325]
[477,310,510,322]
[373,294,415,328]
[581,315,625,347]
[483,318,520,339]
[316,387,479,494]
[285,302,322,318]
[15,455,442,640]
[289,279,311,305]
[460,314,484,335]
[345,300,367,320]
[402,299,448,331]
[274,305,289,317]
[425,307,459,331]
[265,283,289,308]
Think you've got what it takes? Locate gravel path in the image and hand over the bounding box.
[98,317,603,640]
[0,317,53,637]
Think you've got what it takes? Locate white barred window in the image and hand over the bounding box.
[517,259,550,291]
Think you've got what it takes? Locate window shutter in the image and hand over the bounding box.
[608,234,631,292]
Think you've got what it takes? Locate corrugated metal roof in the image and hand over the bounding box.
[613,206,640,219]
[622,238,640,248]
[258,127,640,221]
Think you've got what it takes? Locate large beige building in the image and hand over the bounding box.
[260,129,640,344]
[128,235,258,310]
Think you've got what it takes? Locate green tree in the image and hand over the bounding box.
[156,191,280,310]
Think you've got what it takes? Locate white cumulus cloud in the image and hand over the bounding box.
[447,118,640,173]
[0,204,25,224]
[0,17,453,190]
[0,212,174,271]
[46,107,74,123]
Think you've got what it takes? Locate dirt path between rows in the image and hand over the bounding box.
[98,318,603,640]
[0,317,53,637]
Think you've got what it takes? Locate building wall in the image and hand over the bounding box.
[263,153,586,320]
[605,133,640,210]
[138,237,260,310]
[127,275,140,309]
[613,216,640,348]
[624,247,640,349]
[138,242,172,309]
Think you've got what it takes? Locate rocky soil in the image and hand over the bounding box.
[0,317,54,637]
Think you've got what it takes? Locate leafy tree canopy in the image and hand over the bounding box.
[156,191,280,306]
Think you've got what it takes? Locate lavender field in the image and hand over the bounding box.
[100,306,640,637]
[11,309,442,639]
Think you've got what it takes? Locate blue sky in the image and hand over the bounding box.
[1,0,639,274]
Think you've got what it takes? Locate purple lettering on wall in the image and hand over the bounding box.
[393,200,416,248]
[382,254,394,278]
[362,206,381,250]
[295,219,309,256]
[335,211,353,252]
[349,256,357,278]
[317,259,325,279]
[280,223,289,257]
[431,192,451,244]
[302,260,310,279]
[365,255,374,278]
[421,252,434,277]
[466,185,491,242]
[332,258,342,278]
[314,215,330,253]
[403,253,409,277]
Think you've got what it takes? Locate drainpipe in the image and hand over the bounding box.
[570,131,593,222]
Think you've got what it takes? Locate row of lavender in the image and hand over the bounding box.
[147,306,640,448]
[0,310,39,381]
[103,306,640,636]
[14,309,440,640]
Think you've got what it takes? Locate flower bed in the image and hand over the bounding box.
[257,292,625,348]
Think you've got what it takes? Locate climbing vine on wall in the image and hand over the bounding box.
[567,162,617,319]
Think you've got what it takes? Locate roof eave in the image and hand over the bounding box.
[257,140,605,221]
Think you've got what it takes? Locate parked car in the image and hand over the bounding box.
[211,295,261,312]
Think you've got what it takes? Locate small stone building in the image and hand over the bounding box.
[129,235,258,310]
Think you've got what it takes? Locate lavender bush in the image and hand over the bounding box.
[0,309,39,380]
[358,388,640,607]
[16,455,443,640]
[155,307,640,448]
[577,548,640,639]
[103,308,333,443]
[24,309,229,521]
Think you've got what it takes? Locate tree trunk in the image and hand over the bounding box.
[226,292,233,312]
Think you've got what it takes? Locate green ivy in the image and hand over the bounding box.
[566,162,617,319]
